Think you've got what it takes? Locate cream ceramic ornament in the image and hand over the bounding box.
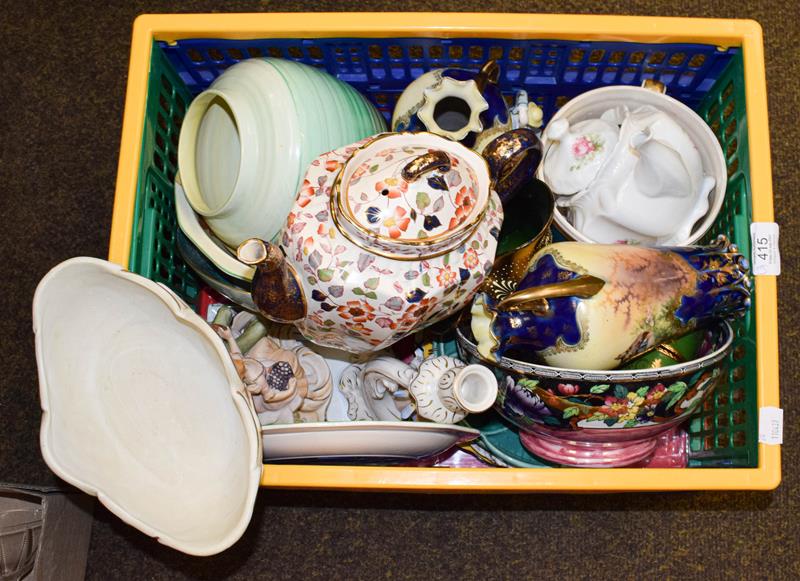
[391,60,508,146]
[32,258,262,556]
[539,84,726,246]
[338,354,498,423]
[239,132,504,353]
[212,307,333,425]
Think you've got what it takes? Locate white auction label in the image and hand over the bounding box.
[750,222,781,275]
[758,406,783,445]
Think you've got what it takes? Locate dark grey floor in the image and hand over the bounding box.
[1,1,798,579]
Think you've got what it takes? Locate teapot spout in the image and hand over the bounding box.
[237,238,306,324]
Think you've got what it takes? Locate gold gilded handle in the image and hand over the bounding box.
[475,60,500,91]
[401,150,451,182]
[496,275,606,312]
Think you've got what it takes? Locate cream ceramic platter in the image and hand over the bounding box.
[33,258,262,556]
[174,173,256,282]
[260,421,479,463]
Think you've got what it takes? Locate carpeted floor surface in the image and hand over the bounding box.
[1,1,797,579]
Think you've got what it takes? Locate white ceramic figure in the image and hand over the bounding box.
[339,357,416,421]
[473,90,544,155]
[339,355,497,424]
[538,84,726,246]
[227,310,366,422]
[238,132,504,353]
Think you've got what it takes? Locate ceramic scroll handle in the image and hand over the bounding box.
[339,357,416,421]
[401,150,452,182]
[496,274,606,314]
[482,128,543,204]
[237,238,306,324]
[339,355,497,424]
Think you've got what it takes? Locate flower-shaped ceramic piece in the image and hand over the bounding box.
[416,76,489,142]
[213,308,333,425]
[391,60,507,148]
[409,356,497,424]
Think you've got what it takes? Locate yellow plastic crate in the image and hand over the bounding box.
[108,13,780,491]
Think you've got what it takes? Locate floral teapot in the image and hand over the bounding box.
[238,132,504,353]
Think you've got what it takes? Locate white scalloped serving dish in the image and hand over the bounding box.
[32,258,262,556]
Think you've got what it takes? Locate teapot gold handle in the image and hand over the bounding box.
[496,274,606,313]
[401,150,451,182]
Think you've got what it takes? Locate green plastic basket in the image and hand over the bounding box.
[689,52,757,467]
[129,42,199,304]
[128,42,757,468]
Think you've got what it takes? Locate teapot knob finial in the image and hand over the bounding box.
[401,150,452,182]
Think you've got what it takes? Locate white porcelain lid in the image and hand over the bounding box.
[33,258,262,556]
[334,132,490,254]
[541,117,619,196]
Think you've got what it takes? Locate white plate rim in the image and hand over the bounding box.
[260,420,479,461]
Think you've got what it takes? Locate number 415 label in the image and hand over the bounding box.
[750,222,781,276]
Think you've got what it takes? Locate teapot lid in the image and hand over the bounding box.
[541,117,619,196]
[333,132,491,259]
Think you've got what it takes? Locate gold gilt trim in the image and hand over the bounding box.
[329,193,480,261]
[496,275,606,311]
[332,132,491,247]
